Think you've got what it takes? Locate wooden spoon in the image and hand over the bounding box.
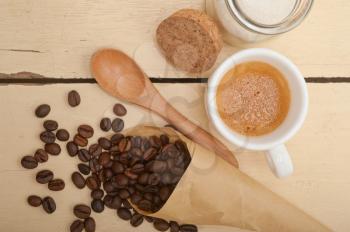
[91,49,239,168]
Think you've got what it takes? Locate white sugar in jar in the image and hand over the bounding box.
[206,0,314,43]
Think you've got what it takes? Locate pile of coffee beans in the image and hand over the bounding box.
[21,90,198,232]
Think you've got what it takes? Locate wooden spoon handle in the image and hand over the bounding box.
[145,90,239,168]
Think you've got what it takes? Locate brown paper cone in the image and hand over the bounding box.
[126,125,331,232]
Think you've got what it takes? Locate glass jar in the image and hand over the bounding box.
[206,0,314,43]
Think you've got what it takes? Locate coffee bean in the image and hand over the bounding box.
[100,118,112,131]
[78,125,94,138]
[111,133,124,144]
[42,196,56,214]
[74,134,88,147]
[36,170,54,184]
[130,213,144,227]
[40,131,56,143]
[78,149,91,162]
[35,104,51,118]
[160,134,170,146]
[148,160,167,173]
[161,172,173,185]
[34,149,48,163]
[113,174,129,186]
[117,207,132,221]
[73,204,91,219]
[145,216,155,223]
[68,90,81,107]
[78,163,90,175]
[67,142,79,157]
[137,200,152,212]
[122,199,133,209]
[43,120,58,131]
[89,159,101,173]
[154,219,170,231]
[118,138,131,152]
[48,179,65,191]
[91,189,104,200]
[143,147,157,161]
[56,129,70,141]
[98,152,111,167]
[137,172,149,185]
[113,103,127,116]
[72,172,86,189]
[112,161,124,174]
[91,199,104,213]
[112,118,124,132]
[98,137,111,150]
[45,143,61,156]
[111,195,122,209]
[21,156,38,169]
[162,144,180,158]
[70,220,84,232]
[141,138,151,152]
[89,144,102,157]
[144,192,153,201]
[130,193,142,205]
[27,195,42,207]
[159,186,171,201]
[124,169,138,180]
[170,221,180,232]
[150,136,162,149]
[118,189,130,199]
[84,217,96,232]
[86,176,99,190]
[100,168,113,182]
[180,224,198,232]
[148,173,161,186]
[131,163,145,174]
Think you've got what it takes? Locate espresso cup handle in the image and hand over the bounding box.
[265,145,293,178]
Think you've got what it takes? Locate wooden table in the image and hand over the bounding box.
[1,1,349,231]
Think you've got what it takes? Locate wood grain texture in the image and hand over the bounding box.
[0,83,349,231]
[0,0,349,78]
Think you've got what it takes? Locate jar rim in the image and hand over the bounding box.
[225,0,314,35]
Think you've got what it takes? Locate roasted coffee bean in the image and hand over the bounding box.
[98,152,111,167]
[91,199,104,213]
[78,125,94,138]
[114,174,129,186]
[74,134,88,147]
[98,137,111,150]
[78,149,91,162]
[113,103,127,116]
[78,163,90,175]
[170,221,180,232]
[148,173,161,186]
[89,144,102,157]
[100,118,112,131]
[137,172,150,185]
[42,196,56,214]
[124,169,138,180]
[72,172,86,189]
[74,204,91,219]
[131,163,144,173]
[143,185,159,193]
[162,144,180,158]
[45,143,61,156]
[122,199,133,209]
[159,186,171,201]
[40,131,56,143]
[137,200,152,211]
[145,216,155,223]
[102,195,114,209]
[130,213,144,227]
[117,207,132,221]
[111,161,124,174]
[160,134,170,146]
[43,120,58,131]
[161,172,173,184]
[118,189,130,199]
[112,118,124,132]
[35,104,51,118]
[141,138,151,152]
[67,142,79,157]
[34,149,48,163]
[103,181,115,193]
[144,193,153,201]
[153,219,170,231]
[68,90,81,107]
[130,147,143,157]
[180,224,198,232]
[91,189,104,200]
[143,147,157,161]
[148,160,167,173]
[150,136,162,149]
[21,155,38,169]
[119,152,130,165]
[130,193,143,205]
[48,179,65,191]
[100,168,113,182]
[27,195,42,207]
[130,136,142,148]
[70,220,84,232]
[89,159,101,173]
[56,129,70,141]
[118,138,131,152]
[153,195,162,207]
[171,166,185,176]
[111,133,124,145]
[84,217,96,232]
[86,176,99,190]
[36,170,54,184]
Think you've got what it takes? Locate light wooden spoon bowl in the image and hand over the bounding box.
[91,48,239,168]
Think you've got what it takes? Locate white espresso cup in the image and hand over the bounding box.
[206,48,308,178]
